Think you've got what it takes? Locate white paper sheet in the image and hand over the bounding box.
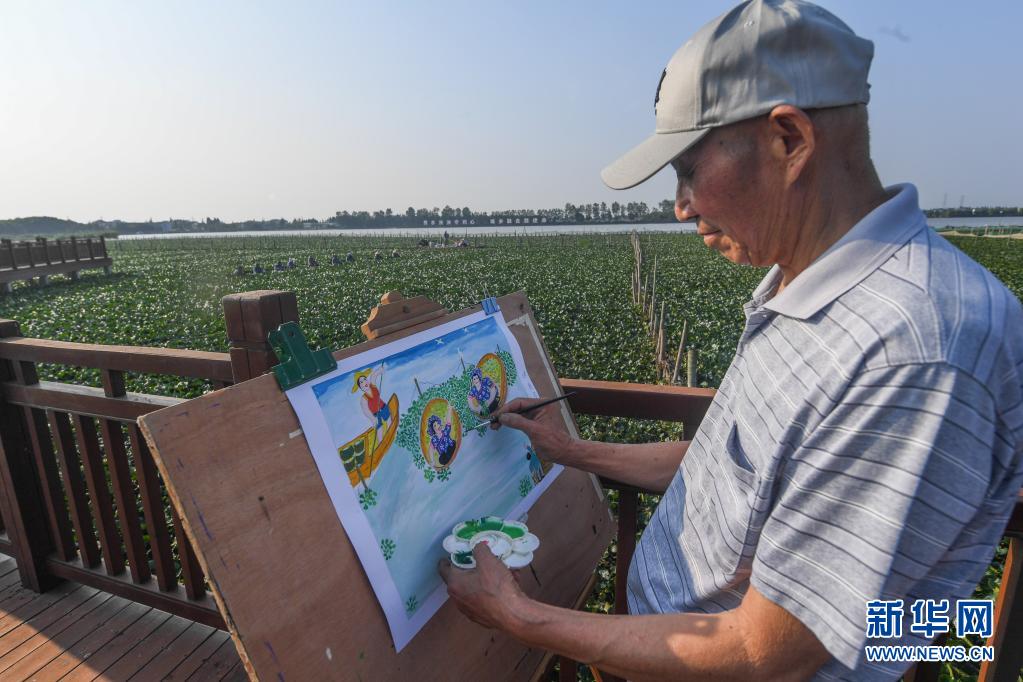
[285,310,562,651]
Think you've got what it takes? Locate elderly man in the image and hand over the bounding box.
[439,1,1023,680]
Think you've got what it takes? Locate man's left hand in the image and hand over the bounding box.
[438,543,530,630]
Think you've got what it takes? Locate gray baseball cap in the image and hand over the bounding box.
[601,0,874,190]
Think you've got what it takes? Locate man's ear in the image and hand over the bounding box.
[766,105,815,186]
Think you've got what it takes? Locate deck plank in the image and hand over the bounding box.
[0,581,81,637]
[60,607,172,682]
[0,580,79,625]
[97,613,192,680]
[0,556,19,578]
[220,661,250,681]
[29,601,151,681]
[126,620,218,680]
[184,636,243,681]
[0,554,242,681]
[162,629,232,681]
[0,560,28,598]
[0,594,130,679]
[0,586,104,660]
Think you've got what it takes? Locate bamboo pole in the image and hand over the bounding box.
[651,256,658,313]
[687,348,697,387]
[657,324,666,378]
[671,320,688,384]
[656,301,666,357]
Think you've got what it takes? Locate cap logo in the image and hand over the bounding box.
[654,68,667,112]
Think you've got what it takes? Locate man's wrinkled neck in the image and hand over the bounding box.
[774,172,888,293]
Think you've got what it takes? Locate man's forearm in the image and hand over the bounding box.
[506,598,761,682]
[561,439,687,493]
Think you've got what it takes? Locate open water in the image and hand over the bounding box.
[113,217,1021,240]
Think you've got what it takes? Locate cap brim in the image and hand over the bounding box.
[601,128,710,190]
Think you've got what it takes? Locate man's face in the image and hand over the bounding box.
[671,120,785,267]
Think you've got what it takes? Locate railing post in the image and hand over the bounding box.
[979,534,1023,682]
[222,290,300,382]
[0,319,57,591]
[36,237,51,265]
[2,239,15,270]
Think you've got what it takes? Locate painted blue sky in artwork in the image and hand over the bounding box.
[313,316,511,449]
[306,315,543,612]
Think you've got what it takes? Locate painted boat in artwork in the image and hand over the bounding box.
[339,393,399,487]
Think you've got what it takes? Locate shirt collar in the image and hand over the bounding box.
[754,183,928,320]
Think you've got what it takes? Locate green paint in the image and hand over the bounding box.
[358,488,378,509]
[502,525,525,539]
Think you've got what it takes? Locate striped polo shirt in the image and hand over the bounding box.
[627,184,1023,679]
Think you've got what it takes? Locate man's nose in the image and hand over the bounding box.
[675,195,697,222]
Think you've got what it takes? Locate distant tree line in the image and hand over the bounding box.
[924,207,1023,218]
[325,200,680,228]
[3,202,1021,238]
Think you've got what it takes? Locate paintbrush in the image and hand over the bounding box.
[467,391,577,431]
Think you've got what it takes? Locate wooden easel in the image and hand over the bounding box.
[139,290,614,681]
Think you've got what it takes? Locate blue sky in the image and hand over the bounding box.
[1,1,1020,222]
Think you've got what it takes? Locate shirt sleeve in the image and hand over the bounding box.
[749,361,997,670]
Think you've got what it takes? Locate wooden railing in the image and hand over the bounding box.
[0,290,1019,681]
[0,236,113,289]
[0,236,108,270]
[0,290,293,628]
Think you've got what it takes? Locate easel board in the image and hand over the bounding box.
[139,291,615,681]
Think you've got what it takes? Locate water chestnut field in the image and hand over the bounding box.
[2,231,1019,681]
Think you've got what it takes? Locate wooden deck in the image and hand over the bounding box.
[0,553,244,681]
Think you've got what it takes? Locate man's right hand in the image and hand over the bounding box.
[490,397,574,464]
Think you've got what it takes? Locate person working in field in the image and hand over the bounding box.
[353,364,391,446]
[439,1,1023,679]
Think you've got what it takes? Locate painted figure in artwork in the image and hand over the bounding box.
[428,405,458,467]
[354,364,391,445]
[467,366,501,418]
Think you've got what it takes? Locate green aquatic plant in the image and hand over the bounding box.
[380,538,396,560]
[518,476,533,497]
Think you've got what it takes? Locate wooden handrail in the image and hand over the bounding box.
[561,377,715,441]
[1,381,183,422]
[0,336,233,381]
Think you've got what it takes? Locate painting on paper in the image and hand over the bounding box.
[284,310,561,651]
